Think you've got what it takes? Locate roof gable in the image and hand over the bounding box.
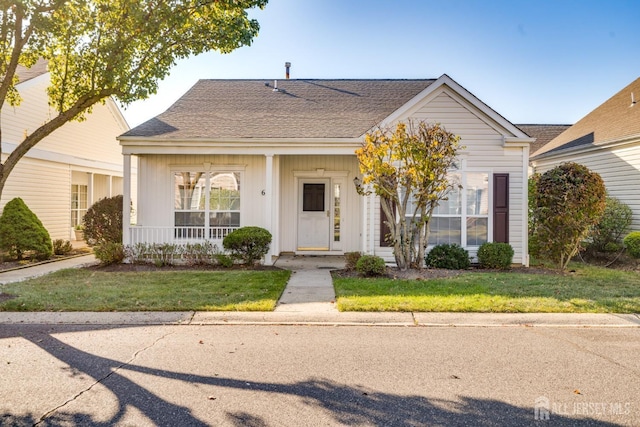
[532,77,640,158]
[122,79,435,139]
[379,74,531,141]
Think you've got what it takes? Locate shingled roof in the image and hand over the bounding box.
[532,77,640,158]
[122,79,436,139]
[517,124,571,154]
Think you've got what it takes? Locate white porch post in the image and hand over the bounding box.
[107,175,113,197]
[123,154,132,245]
[87,173,94,206]
[264,154,276,265]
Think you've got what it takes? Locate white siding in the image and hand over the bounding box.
[0,74,129,243]
[2,77,126,166]
[533,141,640,231]
[1,157,71,240]
[372,90,528,265]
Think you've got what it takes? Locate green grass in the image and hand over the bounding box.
[0,269,291,311]
[334,264,640,313]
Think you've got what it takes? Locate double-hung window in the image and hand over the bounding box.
[71,184,88,227]
[174,171,241,239]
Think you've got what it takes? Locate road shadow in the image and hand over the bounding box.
[0,324,627,426]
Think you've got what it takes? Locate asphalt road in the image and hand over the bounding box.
[1,324,638,426]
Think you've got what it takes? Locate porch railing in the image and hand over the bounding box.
[128,226,238,245]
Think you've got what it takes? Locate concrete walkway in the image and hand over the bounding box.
[273,254,344,313]
[0,254,98,284]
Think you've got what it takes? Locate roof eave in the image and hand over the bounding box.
[118,136,364,155]
[531,133,640,162]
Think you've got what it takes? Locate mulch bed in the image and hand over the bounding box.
[333,265,564,280]
[86,263,281,273]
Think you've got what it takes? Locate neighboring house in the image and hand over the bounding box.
[0,60,131,241]
[118,74,533,265]
[531,77,640,229]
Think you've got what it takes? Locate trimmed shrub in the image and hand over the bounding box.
[53,239,73,256]
[477,242,514,269]
[125,243,150,264]
[94,242,125,265]
[623,232,640,258]
[214,252,234,268]
[425,244,470,270]
[150,243,182,267]
[83,195,123,245]
[532,162,606,269]
[345,251,362,271]
[0,198,52,260]
[223,226,272,265]
[588,197,632,253]
[355,255,386,277]
[182,241,217,266]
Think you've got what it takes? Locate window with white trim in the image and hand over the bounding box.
[71,184,88,227]
[404,172,489,247]
[174,171,241,239]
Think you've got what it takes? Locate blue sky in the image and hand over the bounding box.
[121,0,640,128]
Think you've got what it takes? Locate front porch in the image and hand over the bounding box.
[120,152,364,265]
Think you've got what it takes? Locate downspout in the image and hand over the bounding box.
[523,144,530,267]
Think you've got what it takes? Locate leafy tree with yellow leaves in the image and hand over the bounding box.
[355,120,462,270]
[0,0,267,201]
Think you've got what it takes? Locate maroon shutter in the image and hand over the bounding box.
[493,174,509,243]
[379,200,394,247]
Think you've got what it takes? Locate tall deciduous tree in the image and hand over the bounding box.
[0,0,267,200]
[355,120,462,270]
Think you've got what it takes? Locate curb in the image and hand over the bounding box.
[0,311,638,327]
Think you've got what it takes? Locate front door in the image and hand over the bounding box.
[297,179,331,250]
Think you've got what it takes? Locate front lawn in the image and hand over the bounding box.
[0,268,290,311]
[334,264,640,313]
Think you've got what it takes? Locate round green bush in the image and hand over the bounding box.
[83,195,123,245]
[425,244,470,269]
[623,232,640,258]
[222,226,272,265]
[355,255,386,277]
[477,242,514,269]
[0,198,52,260]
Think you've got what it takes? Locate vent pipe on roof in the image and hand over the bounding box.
[273,79,278,92]
[632,92,637,107]
[285,62,291,79]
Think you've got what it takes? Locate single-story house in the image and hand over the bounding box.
[118,74,533,265]
[0,60,132,241]
[531,77,640,230]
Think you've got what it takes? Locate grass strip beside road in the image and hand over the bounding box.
[0,269,291,312]
[334,264,640,313]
